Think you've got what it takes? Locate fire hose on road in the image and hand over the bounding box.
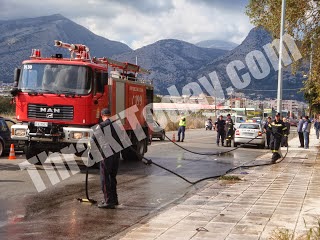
[78,129,288,204]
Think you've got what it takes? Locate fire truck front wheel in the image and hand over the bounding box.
[122,139,146,161]
[25,144,46,165]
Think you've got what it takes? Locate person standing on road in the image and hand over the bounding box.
[215,115,226,146]
[302,116,311,149]
[225,114,234,147]
[314,118,320,139]
[281,117,290,147]
[268,113,287,163]
[297,116,305,148]
[177,116,186,142]
[91,108,121,209]
[263,116,272,149]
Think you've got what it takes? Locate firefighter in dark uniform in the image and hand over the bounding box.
[225,114,234,147]
[215,115,226,146]
[91,108,122,209]
[268,113,287,163]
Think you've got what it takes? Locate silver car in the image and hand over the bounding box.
[234,122,265,148]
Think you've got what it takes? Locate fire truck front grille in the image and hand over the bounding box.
[28,104,74,120]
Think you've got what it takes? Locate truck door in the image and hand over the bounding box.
[93,70,108,118]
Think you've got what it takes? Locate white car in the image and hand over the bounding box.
[233,122,265,148]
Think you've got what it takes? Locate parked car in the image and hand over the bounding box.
[0,117,24,156]
[234,122,265,148]
[230,115,247,129]
[151,121,166,141]
[251,117,262,123]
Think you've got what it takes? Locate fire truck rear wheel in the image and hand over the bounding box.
[122,139,146,161]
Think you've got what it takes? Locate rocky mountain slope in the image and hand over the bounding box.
[193,27,306,101]
[0,14,132,82]
[113,39,227,93]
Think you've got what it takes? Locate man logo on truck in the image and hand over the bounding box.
[40,108,61,113]
[40,108,61,118]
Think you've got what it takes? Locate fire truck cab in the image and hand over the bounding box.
[10,41,153,164]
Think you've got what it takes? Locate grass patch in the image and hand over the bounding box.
[269,228,294,240]
[219,175,241,181]
[269,219,320,240]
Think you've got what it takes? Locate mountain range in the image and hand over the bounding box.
[0,14,306,101]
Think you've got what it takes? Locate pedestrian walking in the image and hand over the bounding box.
[225,114,234,147]
[314,118,320,139]
[297,116,305,148]
[302,116,311,149]
[281,117,290,147]
[177,116,186,142]
[263,116,272,149]
[267,113,287,163]
[91,108,121,209]
[215,115,226,146]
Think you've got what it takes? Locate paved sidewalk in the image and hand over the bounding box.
[115,130,320,240]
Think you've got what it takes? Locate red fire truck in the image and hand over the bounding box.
[10,40,153,164]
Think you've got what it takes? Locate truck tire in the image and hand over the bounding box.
[25,144,46,165]
[122,139,146,161]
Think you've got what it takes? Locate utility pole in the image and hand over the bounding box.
[230,92,232,114]
[244,98,247,116]
[214,96,217,116]
[277,0,286,116]
[308,37,314,117]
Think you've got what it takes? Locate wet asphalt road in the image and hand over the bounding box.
[0,128,297,240]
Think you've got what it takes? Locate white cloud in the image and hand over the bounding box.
[0,0,253,49]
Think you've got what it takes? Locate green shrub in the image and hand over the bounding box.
[0,97,15,116]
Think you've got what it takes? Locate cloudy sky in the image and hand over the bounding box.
[1,0,253,49]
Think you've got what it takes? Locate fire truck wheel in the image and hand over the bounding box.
[25,145,45,165]
[122,140,146,161]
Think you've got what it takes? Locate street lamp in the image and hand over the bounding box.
[277,0,286,116]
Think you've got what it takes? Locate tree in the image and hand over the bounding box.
[246,0,320,114]
[0,97,15,115]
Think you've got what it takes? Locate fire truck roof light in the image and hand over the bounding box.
[31,49,41,58]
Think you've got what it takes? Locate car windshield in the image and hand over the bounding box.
[233,117,245,123]
[19,64,92,95]
[239,124,260,129]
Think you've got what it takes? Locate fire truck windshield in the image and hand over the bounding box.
[19,64,92,95]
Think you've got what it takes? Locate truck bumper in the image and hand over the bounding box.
[11,123,93,144]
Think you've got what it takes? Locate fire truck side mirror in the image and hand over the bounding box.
[13,68,21,85]
[11,68,21,96]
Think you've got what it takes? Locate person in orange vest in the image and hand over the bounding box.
[177,116,186,142]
